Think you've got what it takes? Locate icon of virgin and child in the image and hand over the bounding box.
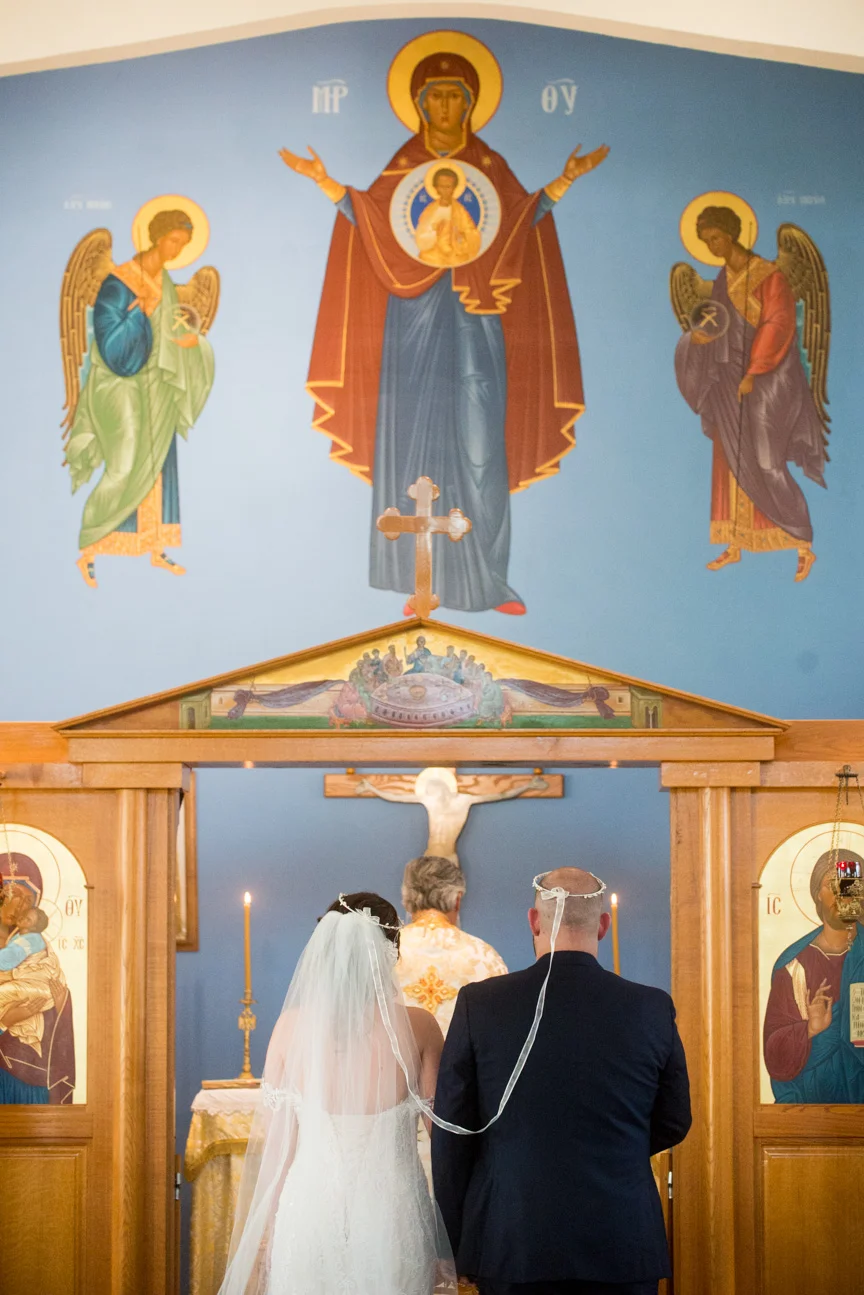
[280,31,609,616]
[0,853,75,1104]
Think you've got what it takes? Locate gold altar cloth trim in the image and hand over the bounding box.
[185,1087,261,1295]
[184,1106,257,1180]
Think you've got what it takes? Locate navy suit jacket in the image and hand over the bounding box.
[431,951,691,1285]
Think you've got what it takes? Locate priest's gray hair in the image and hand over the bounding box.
[534,867,605,933]
[402,855,466,916]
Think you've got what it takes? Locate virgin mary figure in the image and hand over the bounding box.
[281,31,608,615]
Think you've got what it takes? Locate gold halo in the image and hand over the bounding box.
[131,194,210,270]
[424,160,467,200]
[387,30,502,133]
[679,190,758,266]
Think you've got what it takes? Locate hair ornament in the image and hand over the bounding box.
[532,871,607,901]
[337,893,403,931]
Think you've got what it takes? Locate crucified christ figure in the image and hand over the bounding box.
[355,767,548,863]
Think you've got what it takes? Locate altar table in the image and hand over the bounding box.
[184,1086,261,1295]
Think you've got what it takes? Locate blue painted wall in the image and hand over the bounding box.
[0,17,861,1285]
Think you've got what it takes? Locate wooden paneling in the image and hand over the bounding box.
[0,786,177,1294]
[661,761,760,787]
[760,761,864,787]
[0,1145,86,1293]
[145,789,178,1286]
[0,789,118,1290]
[755,1106,864,1137]
[0,762,188,789]
[671,788,739,1294]
[761,1144,864,1295]
[670,786,758,1295]
[112,789,148,1286]
[773,720,864,762]
[66,730,777,766]
[0,722,69,762]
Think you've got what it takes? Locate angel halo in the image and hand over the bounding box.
[131,193,211,269]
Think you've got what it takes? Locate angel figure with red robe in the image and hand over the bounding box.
[672,196,830,582]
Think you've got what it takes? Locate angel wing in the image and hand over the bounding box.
[776,223,831,445]
[59,228,113,435]
[669,262,713,331]
[175,267,220,335]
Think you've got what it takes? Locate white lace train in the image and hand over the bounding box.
[268,1096,440,1295]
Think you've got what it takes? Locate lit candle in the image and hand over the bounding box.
[243,892,252,998]
[610,892,620,975]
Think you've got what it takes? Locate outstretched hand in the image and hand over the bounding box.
[279,146,327,183]
[563,144,610,182]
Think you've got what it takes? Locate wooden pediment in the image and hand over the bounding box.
[58,618,784,738]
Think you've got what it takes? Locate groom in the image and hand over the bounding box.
[431,867,691,1295]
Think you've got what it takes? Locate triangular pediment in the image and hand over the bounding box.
[58,619,784,736]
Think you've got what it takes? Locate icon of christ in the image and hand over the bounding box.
[280,30,608,615]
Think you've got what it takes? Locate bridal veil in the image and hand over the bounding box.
[219,906,457,1294]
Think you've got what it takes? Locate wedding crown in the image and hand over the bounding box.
[532,871,607,900]
[337,894,403,930]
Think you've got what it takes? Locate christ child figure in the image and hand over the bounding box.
[414,167,482,267]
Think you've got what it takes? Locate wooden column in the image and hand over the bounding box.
[145,788,178,1290]
[671,786,741,1294]
[110,787,178,1294]
[112,789,148,1288]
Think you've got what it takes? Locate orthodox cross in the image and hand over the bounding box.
[376,476,472,617]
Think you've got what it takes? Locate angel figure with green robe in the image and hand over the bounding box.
[60,201,219,587]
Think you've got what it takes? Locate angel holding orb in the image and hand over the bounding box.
[60,196,220,587]
[671,192,830,582]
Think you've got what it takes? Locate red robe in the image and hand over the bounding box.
[710,266,801,546]
[306,132,584,492]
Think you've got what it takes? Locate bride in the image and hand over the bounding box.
[218,892,457,1295]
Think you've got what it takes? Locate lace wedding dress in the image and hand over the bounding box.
[267,1093,441,1295]
[219,909,455,1295]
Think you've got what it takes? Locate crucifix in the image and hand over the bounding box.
[324,767,563,864]
[376,476,472,617]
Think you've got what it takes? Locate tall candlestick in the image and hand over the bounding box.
[610,892,621,975]
[243,891,252,997]
[236,891,257,1084]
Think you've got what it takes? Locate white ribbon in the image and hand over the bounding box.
[368,885,577,1135]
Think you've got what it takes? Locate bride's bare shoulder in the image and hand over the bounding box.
[406,1005,444,1048]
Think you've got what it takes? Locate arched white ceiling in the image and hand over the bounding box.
[2,0,863,76]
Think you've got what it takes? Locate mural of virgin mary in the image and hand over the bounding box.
[280,31,608,615]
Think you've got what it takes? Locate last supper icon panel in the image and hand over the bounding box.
[177,628,661,731]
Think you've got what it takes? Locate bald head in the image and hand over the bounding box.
[529,866,610,956]
[535,868,604,931]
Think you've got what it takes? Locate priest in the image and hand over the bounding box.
[397,854,507,1203]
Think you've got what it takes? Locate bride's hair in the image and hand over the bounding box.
[324,892,401,948]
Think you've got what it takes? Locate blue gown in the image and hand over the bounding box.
[336,192,554,612]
